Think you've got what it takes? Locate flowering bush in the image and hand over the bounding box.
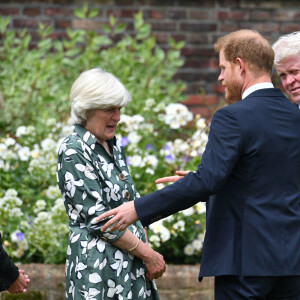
[0,8,210,264]
[0,119,72,263]
[0,104,209,264]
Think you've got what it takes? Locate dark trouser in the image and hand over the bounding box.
[215,276,300,300]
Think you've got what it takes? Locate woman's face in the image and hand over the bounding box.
[85,107,121,143]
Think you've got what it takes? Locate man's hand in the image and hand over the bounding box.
[97,201,138,232]
[8,270,30,294]
[155,170,191,184]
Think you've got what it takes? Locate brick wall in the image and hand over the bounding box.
[0,0,299,117]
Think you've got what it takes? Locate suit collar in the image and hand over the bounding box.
[244,88,286,99]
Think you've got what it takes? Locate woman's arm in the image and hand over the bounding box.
[112,229,166,280]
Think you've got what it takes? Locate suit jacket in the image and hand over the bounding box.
[0,234,19,291]
[135,88,300,278]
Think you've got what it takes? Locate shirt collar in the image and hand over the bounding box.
[242,82,274,99]
[73,124,116,149]
[73,124,98,148]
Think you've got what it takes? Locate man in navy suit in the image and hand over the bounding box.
[272,32,300,107]
[98,30,300,299]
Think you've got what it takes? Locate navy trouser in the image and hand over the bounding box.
[215,276,300,300]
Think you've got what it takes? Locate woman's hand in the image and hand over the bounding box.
[112,229,166,280]
[132,245,166,281]
[155,170,191,184]
[144,249,166,281]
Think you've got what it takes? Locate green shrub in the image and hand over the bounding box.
[0,8,208,264]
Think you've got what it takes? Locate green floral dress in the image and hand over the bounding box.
[57,124,160,300]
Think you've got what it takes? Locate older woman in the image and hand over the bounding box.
[57,68,165,300]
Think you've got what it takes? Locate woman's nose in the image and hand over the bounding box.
[113,109,121,121]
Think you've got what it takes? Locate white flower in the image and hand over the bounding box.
[12,248,24,258]
[5,189,18,197]
[145,168,154,175]
[41,138,56,151]
[3,149,17,160]
[9,207,23,217]
[26,126,35,135]
[46,118,56,126]
[195,202,206,214]
[35,199,47,212]
[168,120,180,129]
[173,220,185,231]
[45,185,60,199]
[128,131,141,144]
[184,244,194,256]
[182,207,195,216]
[0,143,8,157]
[30,148,40,159]
[149,221,164,234]
[132,114,145,124]
[196,118,207,129]
[16,126,27,137]
[145,98,155,107]
[4,137,16,146]
[160,227,171,242]
[144,154,158,169]
[149,235,161,247]
[164,103,193,129]
[18,147,31,161]
[156,183,165,190]
[192,239,203,251]
[130,155,144,167]
[61,125,73,137]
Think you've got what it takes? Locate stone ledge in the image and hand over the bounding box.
[0,264,214,300]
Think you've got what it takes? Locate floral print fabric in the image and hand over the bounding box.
[57,124,159,300]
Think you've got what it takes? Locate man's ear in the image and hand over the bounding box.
[236,57,245,74]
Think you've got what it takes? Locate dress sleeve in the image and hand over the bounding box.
[57,140,126,243]
[0,236,19,291]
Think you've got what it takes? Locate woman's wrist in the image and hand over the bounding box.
[127,239,140,252]
[130,239,153,261]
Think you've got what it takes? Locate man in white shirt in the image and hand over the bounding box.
[272,32,300,107]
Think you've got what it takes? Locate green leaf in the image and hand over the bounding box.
[109,15,117,27]
[88,8,99,18]
[0,16,10,34]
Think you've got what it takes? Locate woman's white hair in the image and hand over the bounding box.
[272,31,300,66]
[70,68,132,125]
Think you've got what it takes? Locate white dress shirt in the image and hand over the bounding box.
[242,82,274,100]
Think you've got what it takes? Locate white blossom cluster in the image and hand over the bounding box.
[148,202,206,256]
[0,189,29,258]
[0,120,72,260]
[10,229,29,258]
[0,189,23,218]
[160,103,193,129]
[184,232,205,256]
[118,105,208,174]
